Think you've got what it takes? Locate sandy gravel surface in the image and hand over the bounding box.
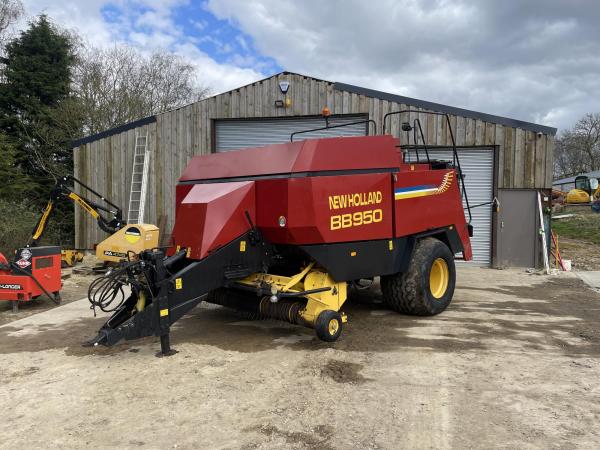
[1,267,600,449]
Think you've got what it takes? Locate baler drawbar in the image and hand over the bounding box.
[84,115,473,355]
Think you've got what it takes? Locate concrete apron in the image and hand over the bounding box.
[0,297,98,331]
[0,286,130,331]
[576,271,600,292]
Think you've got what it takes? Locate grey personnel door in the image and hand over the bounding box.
[496,189,538,267]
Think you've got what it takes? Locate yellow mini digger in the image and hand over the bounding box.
[566,175,600,204]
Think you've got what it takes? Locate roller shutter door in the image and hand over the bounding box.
[215,115,367,152]
[408,147,494,265]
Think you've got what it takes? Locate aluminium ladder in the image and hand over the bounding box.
[127,132,150,224]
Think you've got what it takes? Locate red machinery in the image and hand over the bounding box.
[0,246,62,312]
[85,112,473,355]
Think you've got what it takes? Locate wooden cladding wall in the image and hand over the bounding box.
[74,73,554,248]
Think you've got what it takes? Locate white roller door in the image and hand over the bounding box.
[215,115,368,152]
[408,147,494,265]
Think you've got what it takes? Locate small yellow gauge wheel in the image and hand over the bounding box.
[315,310,343,342]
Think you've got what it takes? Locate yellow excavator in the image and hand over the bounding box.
[30,175,159,265]
[566,175,600,204]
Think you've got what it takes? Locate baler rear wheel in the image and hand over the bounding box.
[315,310,343,342]
[381,237,455,316]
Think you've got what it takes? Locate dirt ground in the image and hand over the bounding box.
[556,237,600,271]
[1,267,600,449]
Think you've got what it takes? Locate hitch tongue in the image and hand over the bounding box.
[81,330,108,348]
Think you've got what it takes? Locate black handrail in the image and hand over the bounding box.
[412,118,430,164]
[290,119,377,142]
[383,110,472,223]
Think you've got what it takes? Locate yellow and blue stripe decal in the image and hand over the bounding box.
[395,172,454,200]
[394,184,437,200]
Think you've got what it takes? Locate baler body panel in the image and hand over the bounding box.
[179,135,400,182]
[256,173,393,245]
[172,181,256,260]
[393,170,472,260]
[173,135,471,262]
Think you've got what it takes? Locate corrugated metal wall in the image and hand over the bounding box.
[73,72,555,249]
[215,115,368,152]
[409,147,494,264]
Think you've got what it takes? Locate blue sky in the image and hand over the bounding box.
[99,1,280,74]
[19,0,600,131]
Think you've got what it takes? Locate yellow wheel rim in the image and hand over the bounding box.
[429,258,449,299]
[328,318,339,335]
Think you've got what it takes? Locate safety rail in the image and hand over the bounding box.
[290,119,377,142]
[383,110,472,223]
[289,111,472,223]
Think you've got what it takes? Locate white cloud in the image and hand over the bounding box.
[17,0,598,131]
[21,0,114,48]
[206,0,600,131]
[19,0,265,94]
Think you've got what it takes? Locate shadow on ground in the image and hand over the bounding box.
[1,276,599,358]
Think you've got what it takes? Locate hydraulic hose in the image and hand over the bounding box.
[87,260,142,316]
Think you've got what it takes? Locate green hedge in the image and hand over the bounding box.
[0,199,70,258]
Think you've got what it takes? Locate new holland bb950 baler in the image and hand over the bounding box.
[85,130,472,355]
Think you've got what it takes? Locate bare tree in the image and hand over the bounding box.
[74,45,210,134]
[554,113,600,179]
[0,0,24,48]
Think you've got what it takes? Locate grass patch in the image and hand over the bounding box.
[552,214,600,245]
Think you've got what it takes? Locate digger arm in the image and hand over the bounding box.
[30,176,125,246]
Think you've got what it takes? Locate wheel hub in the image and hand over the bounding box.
[328,318,339,335]
[429,257,449,299]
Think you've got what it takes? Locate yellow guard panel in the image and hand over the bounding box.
[96,224,159,263]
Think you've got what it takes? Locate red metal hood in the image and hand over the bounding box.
[179,135,400,182]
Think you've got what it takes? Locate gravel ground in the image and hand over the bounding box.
[556,237,600,271]
[1,267,600,449]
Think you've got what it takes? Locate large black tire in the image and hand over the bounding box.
[205,288,263,320]
[381,237,456,316]
[315,310,343,342]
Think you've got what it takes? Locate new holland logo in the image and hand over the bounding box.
[394,172,454,200]
[0,284,22,290]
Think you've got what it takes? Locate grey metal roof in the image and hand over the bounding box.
[71,115,156,148]
[553,170,600,185]
[333,82,557,136]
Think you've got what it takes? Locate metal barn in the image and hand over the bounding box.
[72,72,557,267]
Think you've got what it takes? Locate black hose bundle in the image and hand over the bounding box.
[88,261,141,316]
